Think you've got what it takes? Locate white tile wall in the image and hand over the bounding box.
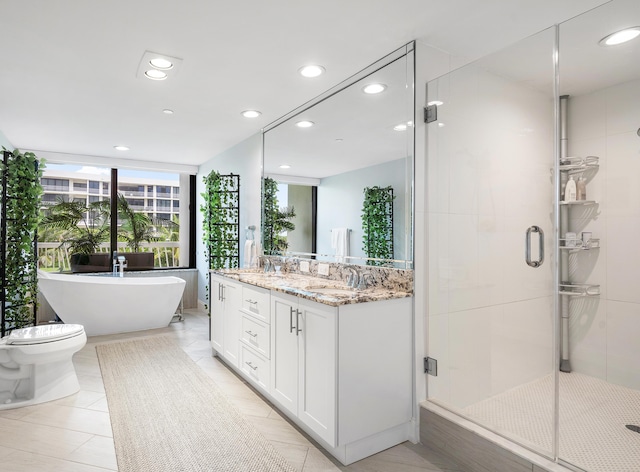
[566,79,640,390]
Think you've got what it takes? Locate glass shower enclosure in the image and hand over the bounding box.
[425,1,640,471]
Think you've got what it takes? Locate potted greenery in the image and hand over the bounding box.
[40,197,111,272]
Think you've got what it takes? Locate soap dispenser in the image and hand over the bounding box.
[565,175,577,202]
[576,176,587,201]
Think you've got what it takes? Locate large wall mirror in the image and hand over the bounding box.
[262,43,414,268]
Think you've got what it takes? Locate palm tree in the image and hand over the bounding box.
[40,197,111,255]
[116,194,157,252]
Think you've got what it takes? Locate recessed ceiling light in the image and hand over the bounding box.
[241,110,262,118]
[599,26,640,46]
[145,69,168,80]
[363,83,386,94]
[394,123,408,131]
[427,100,444,106]
[299,65,325,78]
[296,120,314,128]
[438,123,446,128]
[162,109,174,114]
[335,138,343,143]
[279,164,291,169]
[149,57,173,70]
[114,145,130,151]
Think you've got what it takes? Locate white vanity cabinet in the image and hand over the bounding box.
[238,284,271,393]
[209,271,413,465]
[209,275,241,366]
[271,293,337,447]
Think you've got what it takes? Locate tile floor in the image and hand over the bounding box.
[0,309,464,472]
[464,372,640,472]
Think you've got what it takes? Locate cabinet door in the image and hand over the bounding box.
[271,294,299,415]
[222,281,241,367]
[298,299,337,447]
[210,276,224,353]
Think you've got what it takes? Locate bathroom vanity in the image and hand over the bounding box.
[209,268,413,465]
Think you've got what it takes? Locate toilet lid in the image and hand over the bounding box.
[6,324,85,345]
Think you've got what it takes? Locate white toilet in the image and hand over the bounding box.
[0,324,87,409]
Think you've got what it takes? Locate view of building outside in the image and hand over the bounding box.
[38,163,183,272]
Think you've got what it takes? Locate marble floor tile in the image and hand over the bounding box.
[3,449,117,472]
[66,434,118,470]
[18,403,113,437]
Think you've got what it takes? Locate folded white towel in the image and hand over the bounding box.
[331,228,349,263]
[243,240,254,268]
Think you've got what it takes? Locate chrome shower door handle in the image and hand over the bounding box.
[525,225,544,268]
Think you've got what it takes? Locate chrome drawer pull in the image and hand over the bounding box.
[245,330,258,338]
[245,361,258,371]
[245,299,258,305]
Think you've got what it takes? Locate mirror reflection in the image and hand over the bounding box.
[263,46,414,267]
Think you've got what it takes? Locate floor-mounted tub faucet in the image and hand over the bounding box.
[113,254,127,277]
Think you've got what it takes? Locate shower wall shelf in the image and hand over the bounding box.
[559,283,600,297]
[560,200,597,205]
[560,238,600,250]
[559,155,599,172]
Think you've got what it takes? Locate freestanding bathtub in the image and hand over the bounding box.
[38,273,186,336]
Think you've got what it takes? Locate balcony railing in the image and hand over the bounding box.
[38,241,181,272]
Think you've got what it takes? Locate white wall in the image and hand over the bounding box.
[424,30,556,409]
[196,133,262,306]
[566,78,640,390]
[0,130,13,149]
[316,157,409,261]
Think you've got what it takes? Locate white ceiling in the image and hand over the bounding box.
[0,0,609,169]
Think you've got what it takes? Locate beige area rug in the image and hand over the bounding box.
[97,336,297,472]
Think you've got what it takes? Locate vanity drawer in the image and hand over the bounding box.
[239,345,270,392]
[241,285,270,323]
[240,315,270,358]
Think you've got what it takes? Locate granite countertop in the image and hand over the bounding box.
[211,269,412,307]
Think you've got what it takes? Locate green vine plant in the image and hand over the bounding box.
[1,148,45,334]
[361,185,394,266]
[200,170,240,272]
[262,177,296,254]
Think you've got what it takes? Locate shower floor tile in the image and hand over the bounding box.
[463,372,640,472]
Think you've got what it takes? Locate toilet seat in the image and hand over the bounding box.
[5,324,85,345]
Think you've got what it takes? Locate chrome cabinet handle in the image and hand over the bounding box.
[245,330,258,338]
[289,307,295,333]
[218,283,222,301]
[245,299,258,305]
[245,361,258,371]
[220,284,225,301]
[295,309,302,336]
[525,225,544,268]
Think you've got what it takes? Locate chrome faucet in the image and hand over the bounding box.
[345,266,360,288]
[113,254,127,277]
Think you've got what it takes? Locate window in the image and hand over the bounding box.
[156,186,171,197]
[38,164,190,272]
[173,186,180,196]
[41,178,69,192]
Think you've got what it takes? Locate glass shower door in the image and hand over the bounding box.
[425,26,558,458]
[557,1,640,471]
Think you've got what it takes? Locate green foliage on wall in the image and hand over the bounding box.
[361,185,394,266]
[262,177,296,254]
[1,149,44,334]
[200,171,240,270]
